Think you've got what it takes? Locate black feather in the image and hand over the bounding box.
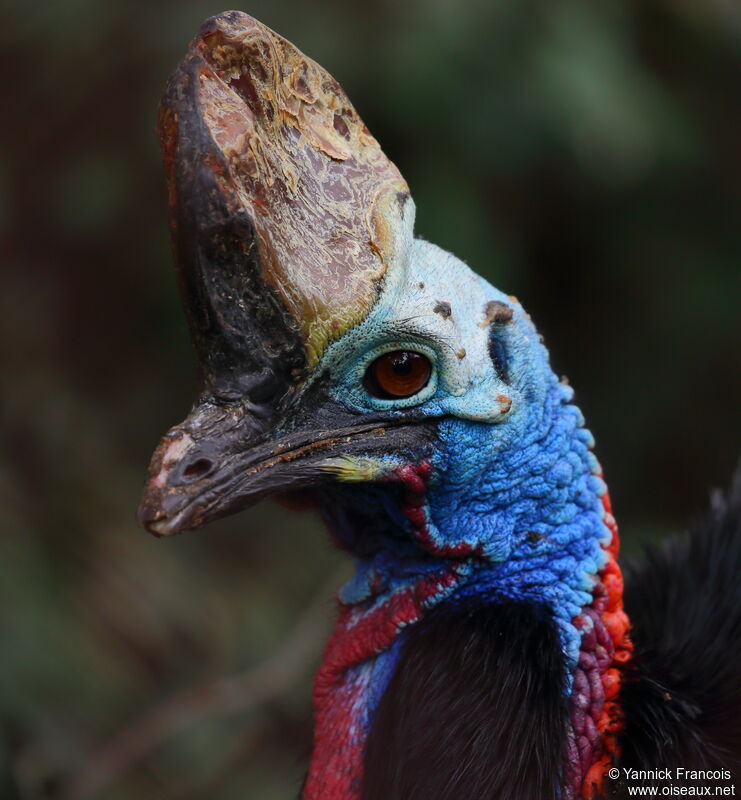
[616,469,741,786]
[362,602,569,800]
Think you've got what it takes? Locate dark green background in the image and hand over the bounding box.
[2,1,739,797]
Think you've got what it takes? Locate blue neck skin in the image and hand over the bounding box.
[321,377,612,677]
[309,230,612,700]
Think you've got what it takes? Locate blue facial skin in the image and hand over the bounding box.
[312,227,612,681]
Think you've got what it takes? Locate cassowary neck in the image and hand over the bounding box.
[306,382,632,800]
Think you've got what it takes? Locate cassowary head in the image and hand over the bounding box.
[138,11,575,564]
[138,15,641,800]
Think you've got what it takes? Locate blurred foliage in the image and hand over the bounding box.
[1,0,739,797]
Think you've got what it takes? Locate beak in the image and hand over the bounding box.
[138,397,435,536]
[140,12,418,535]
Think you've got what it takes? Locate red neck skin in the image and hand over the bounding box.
[304,560,472,799]
[571,489,633,799]
[303,475,632,800]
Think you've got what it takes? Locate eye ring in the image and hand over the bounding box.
[364,350,432,399]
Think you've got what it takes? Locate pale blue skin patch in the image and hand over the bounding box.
[321,235,541,424]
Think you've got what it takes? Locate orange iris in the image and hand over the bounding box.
[365,351,432,399]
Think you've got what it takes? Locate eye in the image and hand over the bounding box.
[364,350,432,399]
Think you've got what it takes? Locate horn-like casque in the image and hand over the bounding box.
[159,10,411,403]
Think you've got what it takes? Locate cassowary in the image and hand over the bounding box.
[138,12,741,799]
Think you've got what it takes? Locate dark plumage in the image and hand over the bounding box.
[363,603,568,800]
[613,470,741,792]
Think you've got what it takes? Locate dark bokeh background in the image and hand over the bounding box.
[2,1,739,797]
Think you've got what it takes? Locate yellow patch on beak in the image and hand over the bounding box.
[320,456,387,482]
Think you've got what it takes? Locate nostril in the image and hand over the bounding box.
[182,458,213,481]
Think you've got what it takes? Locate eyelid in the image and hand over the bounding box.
[355,339,439,375]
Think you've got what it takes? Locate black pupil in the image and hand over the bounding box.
[391,353,413,375]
